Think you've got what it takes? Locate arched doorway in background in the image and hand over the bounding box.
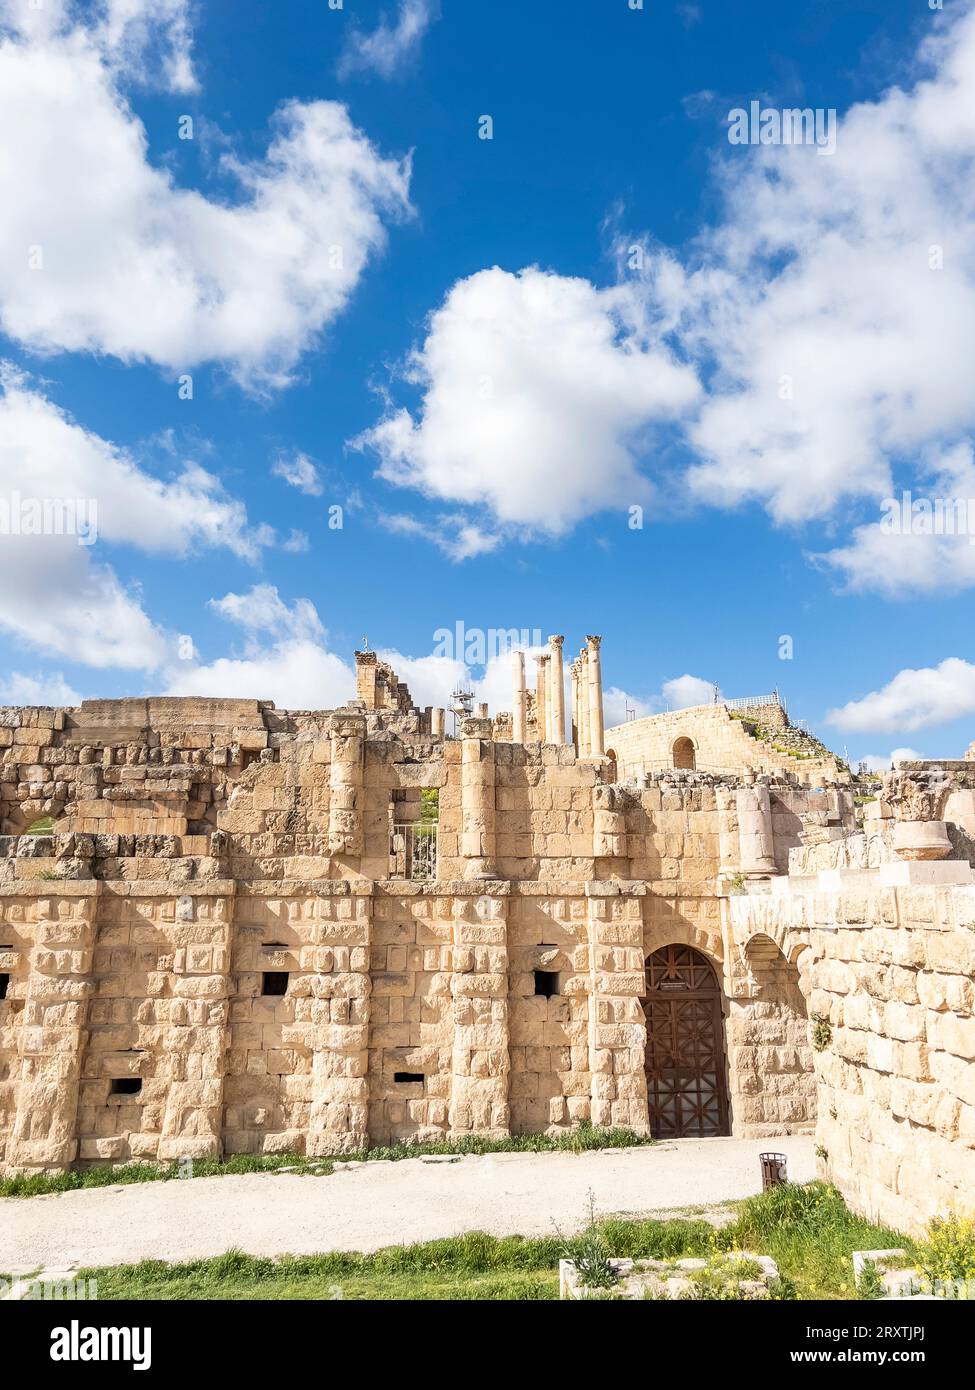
[644,943,730,1138]
[672,736,696,770]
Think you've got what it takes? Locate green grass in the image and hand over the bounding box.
[0,1123,654,1198]
[78,1182,908,1302]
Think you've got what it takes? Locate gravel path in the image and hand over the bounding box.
[0,1136,815,1274]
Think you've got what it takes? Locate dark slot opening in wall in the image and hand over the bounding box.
[262,971,289,996]
[534,970,559,998]
[394,1072,424,1085]
[110,1078,142,1096]
[0,973,8,1000]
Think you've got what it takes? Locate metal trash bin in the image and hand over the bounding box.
[760,1152,788,1190]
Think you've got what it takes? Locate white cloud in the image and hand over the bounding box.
[662,673,720,710]
[356,266,700,539]
[272,452,323,496]
[0,8,412,388]
[828,658,975,734]
[856,748,923,773]
[0,368,270,667]
[377,648,467,711]
[822,442,975,594]
[378,511,502,562]
[632,5,975,581]
[338,0,438,80]
[0,671,82,706]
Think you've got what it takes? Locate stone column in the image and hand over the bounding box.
[587,635,605,757]
[449,889,510,1138]
[548,635,566,744]
[570,659,580,752]
[460,716,497,879]
[576,653,591,756]
[159,885,235,1161]
[535,654,549,742]
[736,784,777,876]
[512,651,527,744]
[328,711,365,859]
[354,651,378,709]
[7,884,100,1172]
[431,707,445,738]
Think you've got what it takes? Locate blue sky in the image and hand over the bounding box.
[1,0,974,769]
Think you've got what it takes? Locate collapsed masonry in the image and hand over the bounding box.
[0,646,971,1237]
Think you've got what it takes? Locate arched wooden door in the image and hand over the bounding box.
[644,944,730,1138]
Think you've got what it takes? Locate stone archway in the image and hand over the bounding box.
[672,736,696,771]
[643,943,730,1138]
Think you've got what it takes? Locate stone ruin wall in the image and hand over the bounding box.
[0,696,845,1171]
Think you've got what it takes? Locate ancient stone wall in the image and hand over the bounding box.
[730,873,975,1235]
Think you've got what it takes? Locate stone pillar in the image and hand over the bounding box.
[354,651,378,710]
[512,651,527,744]
[716,785,741,881]
[449,889,510,1138]
[460,717,497,879]
[307,883,372,1155]
[570,660,580,753]
[7,885,100,1171]
[576,653,591,755]
[586,635,605,757]
[476,702,489,720]
[586,884,648,1130]
[328,711,365,859]
[159,885,235,1161]
[431,707,445,738]
[536,655,549,742]
[736,784,777,876]
[548,635,566,745]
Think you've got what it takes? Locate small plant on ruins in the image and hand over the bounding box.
[916,1214,975,1284]
[855,1260,885,1301]
[811,1014,832,1051]
[558,1192,619,1290]
[815,1145,829,1162]
[727,872,747,895]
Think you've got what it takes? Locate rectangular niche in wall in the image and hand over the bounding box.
[262,971,290,996]
[393,1072,425,1085]
[110,1078,142,1096]
[0,973,8,1000]
[534,970,560,998]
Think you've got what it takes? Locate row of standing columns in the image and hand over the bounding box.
[510,634,603,755]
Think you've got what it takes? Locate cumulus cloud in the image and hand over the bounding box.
[338,0,438,80]
[0,368,270,667]
[0,671,82,706]
[378,511,502,562]
[662,673,721,710]
[828,658,975,734]
[0,6,412,388]
[356,266,700,539]
[271,452,323,496]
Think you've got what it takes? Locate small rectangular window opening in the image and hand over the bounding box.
[0,973,9,1000]
[394,1072,424,1085]
[262,971,289,996]
[110,1078,142,1096]
[534,970,559,998]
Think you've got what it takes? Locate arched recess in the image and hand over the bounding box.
[643,943,730,1138]
[672,736,696,770]
[737,932,816,1133]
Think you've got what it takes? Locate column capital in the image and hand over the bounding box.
[548,634,564,651]
[586,635,603,651]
